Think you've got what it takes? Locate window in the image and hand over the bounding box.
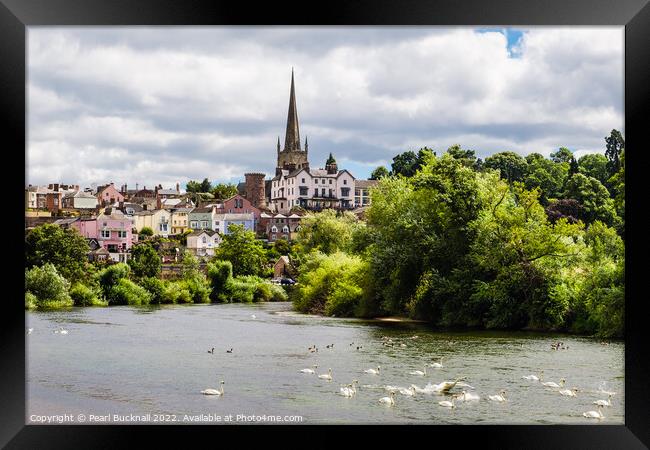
[118,230,127,238]
[201,220,208,228]
[101,230,110,238]
[314,179,318,184]
[202,236,207,243]
[343,179,347,185]
[271,234,276,240]
[295,225,302,232]
[160,223,168,232]
[190,221,198,228]
[341,187,350,197]
[271,226,278,232]
[314,189,318,197]
[282,226,289,233]
[299,186,308,196]
[329,179,332,184]
[321,188,325,197]
[301,178,305,183]
[329,189,333,197]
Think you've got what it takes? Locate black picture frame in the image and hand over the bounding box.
[2,0,648,447]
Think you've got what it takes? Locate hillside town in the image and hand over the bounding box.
[24,71,378,264]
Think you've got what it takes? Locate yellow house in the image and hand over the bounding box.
[133,209,172,236]
[170,207,193,235]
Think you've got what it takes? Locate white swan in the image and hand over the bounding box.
[318,368,333,381]
[522,370,543,381]
[299,365,318,374]
[250,314,257,319]
[340,380,359,397]
[364,366,381,375]
[429,357,444,369]
[559,388,578,397]
[438,397,456,408]
[541,378,565,389]
[201,380,225,396]
[583,405,604,419]
[378,391,396,406]
[433,378,465,393]
[27,328,33,335]
[409,367,427,376]
[458,390,480,401]
[593,394,613,407]
[398,386,416,396]
[54,327,68,334]
[488,390,507,402]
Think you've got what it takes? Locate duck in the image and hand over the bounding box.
[593,394,613,407]
[488,390,507,402]
[429,357,444,369]
[226,348,233,353]
[299,365,318,374]
[378,391,396,406]
[207,348,215,354]
[559,388,579,397]
[364,366,381,375]
[318,368,333,381]
[541,378,565,389]
[409,367,427,376]
[583,405,605,419]
[201,380,225,396]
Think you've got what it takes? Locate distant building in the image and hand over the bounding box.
[186,230,221,257]
[132,209,172,237]
[354,180,379,207]
[62,190,99,210]
[96,183,125,207]
[260,212,303,242]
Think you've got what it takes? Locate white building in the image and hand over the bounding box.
[186,230,222,257]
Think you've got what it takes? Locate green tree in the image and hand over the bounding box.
[390,148,433,177]
[296,209,361,255]
[523,156,568,204]
[550,147,573,164]
[446,144,477,168]
[564,173,620,227]
[214,224,267,276]
[25,263,73,309]
[139,226,154,238]
[25,224,90,282]
[578,153,609,185]
[211,183,238,200]
[186,178,212,193]
[370,166,390,180]
[483,151,528,183]
[605,129,624,176]
[128,243,162,279]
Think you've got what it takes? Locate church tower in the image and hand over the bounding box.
[276,69,309,175]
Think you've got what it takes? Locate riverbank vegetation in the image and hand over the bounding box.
[292,131,625,338]
[24,223,287,309]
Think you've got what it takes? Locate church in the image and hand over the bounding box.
[259,71,356,214]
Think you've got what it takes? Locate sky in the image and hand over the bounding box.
[27,26,624,190]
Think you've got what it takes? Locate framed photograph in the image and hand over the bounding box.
[3,0,648,447]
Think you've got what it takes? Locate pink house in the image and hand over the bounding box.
[71,207,134,262]
[97,183,125,207]
[219,194,262,232]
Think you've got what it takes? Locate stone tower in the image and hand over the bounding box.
[325,153,338,174]
[244,172,267,209]
[276,69,309,175]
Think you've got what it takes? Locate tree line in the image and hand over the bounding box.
[292,130,625,338]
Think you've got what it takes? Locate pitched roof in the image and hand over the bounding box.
[355,179,380,188]
[224,213,254,221]
[187,229,219,237]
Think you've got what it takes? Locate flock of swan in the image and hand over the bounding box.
[198,324,618,421]
[519,370,616,419]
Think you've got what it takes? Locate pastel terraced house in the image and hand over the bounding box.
[170,207,193,235]
[70,207,134,262]
[96,183,125,207]
[188,205,219,231]
[186,230,222,257]
[133,209,172,237]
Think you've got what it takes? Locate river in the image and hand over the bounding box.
[26,302,623,424]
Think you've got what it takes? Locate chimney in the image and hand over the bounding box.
[53,183,59,192]
[136,183,139,191]
[176,182,180,193]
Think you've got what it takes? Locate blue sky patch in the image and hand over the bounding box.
[476,28,525,58]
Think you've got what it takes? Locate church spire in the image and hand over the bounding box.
[284,68,301,152]
[305,136,308,153]
[277,136,281,153]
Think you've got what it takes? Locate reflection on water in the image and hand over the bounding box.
[27,303,623,424]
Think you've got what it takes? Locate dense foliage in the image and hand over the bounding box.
[292,133,625,338]
[25,224,90,282]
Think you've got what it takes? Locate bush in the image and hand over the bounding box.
[107,278,152,306]
[25,263,73,309]
[25,292,37,309]
[140,277,166,304]
[183,274,211,303]
[167,281,192,304]
[229,279,256,303]
[139,227,154,237]
[207,260,234,302]
[69,283,106,307]
[269,283,288,302]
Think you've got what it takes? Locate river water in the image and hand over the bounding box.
[26,302,623,425]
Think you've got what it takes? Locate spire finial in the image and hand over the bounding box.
[277,136,281,153]
[305,136,308,152]
[284,69,300,152]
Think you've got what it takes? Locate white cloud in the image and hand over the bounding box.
[27,26,623,187]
